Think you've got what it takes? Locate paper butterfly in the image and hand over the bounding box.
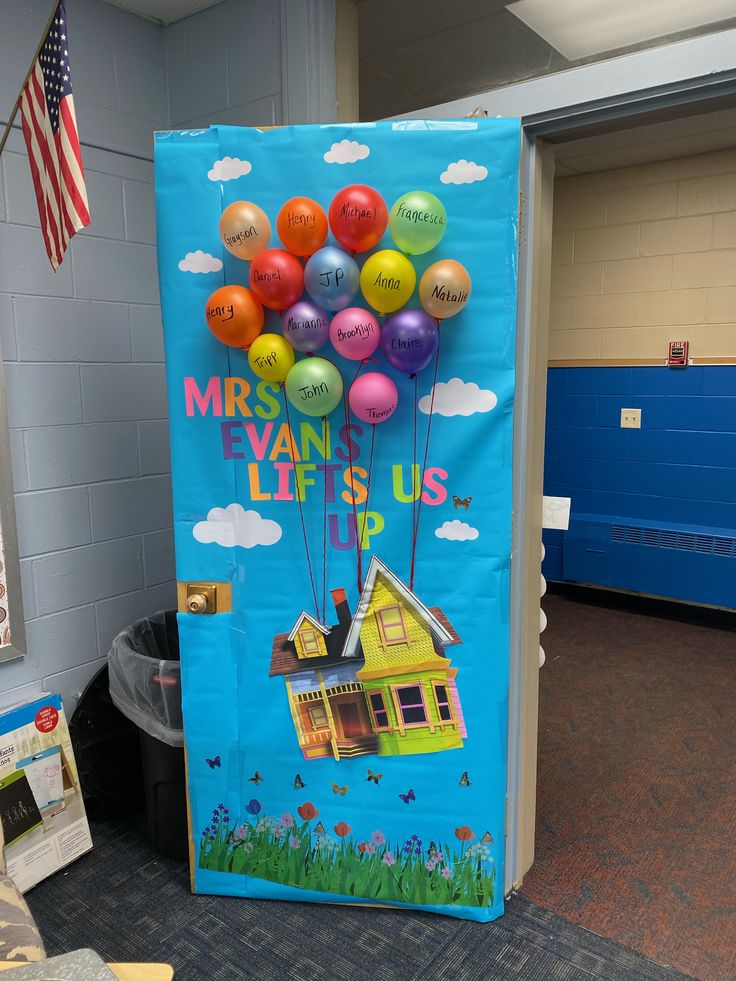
[366,769,383,785]
[481,831,494,845]
[248,771,263,784]
[399,788,416,804]
[453,495,472,510]
[458,770,471,787]
[205,755,221,769]
[313,821,326,835]
[293,774,306,790]
[332,783,349,796]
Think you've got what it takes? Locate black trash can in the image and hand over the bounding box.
[108,610,188,860]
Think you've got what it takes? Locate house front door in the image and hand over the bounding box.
[337,701,362,738]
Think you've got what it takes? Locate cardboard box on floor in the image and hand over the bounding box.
[0,693,92,891]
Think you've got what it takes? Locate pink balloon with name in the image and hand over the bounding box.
[329,307,380,361]
[349,372,398,425]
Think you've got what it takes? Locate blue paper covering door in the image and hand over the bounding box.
[154,120,520,921]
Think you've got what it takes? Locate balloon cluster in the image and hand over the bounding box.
[204,185,471,424]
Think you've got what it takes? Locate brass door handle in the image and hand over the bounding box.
[186,592,210,614]
[177,581,232,614]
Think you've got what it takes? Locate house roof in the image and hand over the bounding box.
[340,556,458,660]
[268,557,460,679]
[269,617,359,677]
[287,611,331,642]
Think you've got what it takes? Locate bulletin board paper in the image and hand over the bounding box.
[155,119,520,921]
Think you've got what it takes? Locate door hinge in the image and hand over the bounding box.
[177,581,232,614]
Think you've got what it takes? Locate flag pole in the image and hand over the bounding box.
[0,0,61,157]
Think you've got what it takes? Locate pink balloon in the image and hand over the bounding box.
[329,307,380,361]
[349,372,398,425]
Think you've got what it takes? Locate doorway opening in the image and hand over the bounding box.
[520,105,736,981]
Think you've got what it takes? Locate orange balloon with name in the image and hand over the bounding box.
[205,285,264,349]
[277,196,328,257]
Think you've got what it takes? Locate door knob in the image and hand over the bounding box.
[177,580,232,614]
[186,592,210,614]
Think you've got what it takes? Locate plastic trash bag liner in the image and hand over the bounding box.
[108,610,183,748]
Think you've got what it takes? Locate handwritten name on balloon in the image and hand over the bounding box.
[183,375,449,551]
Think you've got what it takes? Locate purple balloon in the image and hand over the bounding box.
[281,300,330,353]
[380,309,439,373]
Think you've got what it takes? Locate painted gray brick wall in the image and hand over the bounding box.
[0,0,174,712]
[0,0,336,714]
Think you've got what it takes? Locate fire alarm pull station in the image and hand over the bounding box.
[668,340,689,367]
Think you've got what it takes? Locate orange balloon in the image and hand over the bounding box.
[277,197,328,257]
[219,201,271,260]
[419,259,472,320]
[205,286,264,348]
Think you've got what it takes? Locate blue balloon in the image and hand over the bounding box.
[304,246,359,312]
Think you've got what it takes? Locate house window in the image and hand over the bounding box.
[434,684,453,722]
[307,703,329,729]
[369,691,390,730]
[376,605,407,646]
[395,685,427,726]
[299,627,320,655]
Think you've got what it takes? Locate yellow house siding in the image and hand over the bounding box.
[296,625,328,659]
[358,575,446,672]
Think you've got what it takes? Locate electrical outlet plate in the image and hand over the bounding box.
[620,408,641,429]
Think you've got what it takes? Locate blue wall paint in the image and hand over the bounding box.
[543,366,736,608]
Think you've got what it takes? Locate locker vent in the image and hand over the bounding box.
[611,524,736,557]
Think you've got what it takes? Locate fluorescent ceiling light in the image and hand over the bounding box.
[506,0,736,60]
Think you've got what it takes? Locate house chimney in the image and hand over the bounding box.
[331,587,351,624]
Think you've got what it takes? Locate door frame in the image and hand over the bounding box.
[507,69,736,892]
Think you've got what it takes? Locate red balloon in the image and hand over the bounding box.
[249,248,305,311]
[328,185,388,253]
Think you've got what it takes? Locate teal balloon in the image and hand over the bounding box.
[285,357,343,417]
[388,190,447,255]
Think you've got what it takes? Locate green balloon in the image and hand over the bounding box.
[388,190,447,255]
[285,356,343,417]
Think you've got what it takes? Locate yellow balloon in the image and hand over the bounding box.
[419,259,471,320]
[220,201,271,260]
[248,333,295,382]
[359,249,416,314]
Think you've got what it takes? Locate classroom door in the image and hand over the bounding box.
[155,118,520,920]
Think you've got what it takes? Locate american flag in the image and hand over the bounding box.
[18,0,90,270]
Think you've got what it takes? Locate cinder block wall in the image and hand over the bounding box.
[0,0,173,710]
[0,0,337,712]
[544,150,736,605]
[549,149,736,361]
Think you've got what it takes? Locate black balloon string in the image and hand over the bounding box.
[321,414,328,625]
[360,424,377,562]
[410,371,419,585]
[281,383,320,619]
[410,322,442,592]
[342,385,363,595]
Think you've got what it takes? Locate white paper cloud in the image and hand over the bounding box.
[178,250,222,274]
[207,156,252,181]
[419,378,497,417]
[440,159,488,184]
[193,504,282,549]
[435,520,479,542]
[324,139,370,164]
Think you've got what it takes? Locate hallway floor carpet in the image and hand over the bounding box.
[521,587,736,981]
[23,806,692,981]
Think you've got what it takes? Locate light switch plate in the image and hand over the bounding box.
[620,408,641,429]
